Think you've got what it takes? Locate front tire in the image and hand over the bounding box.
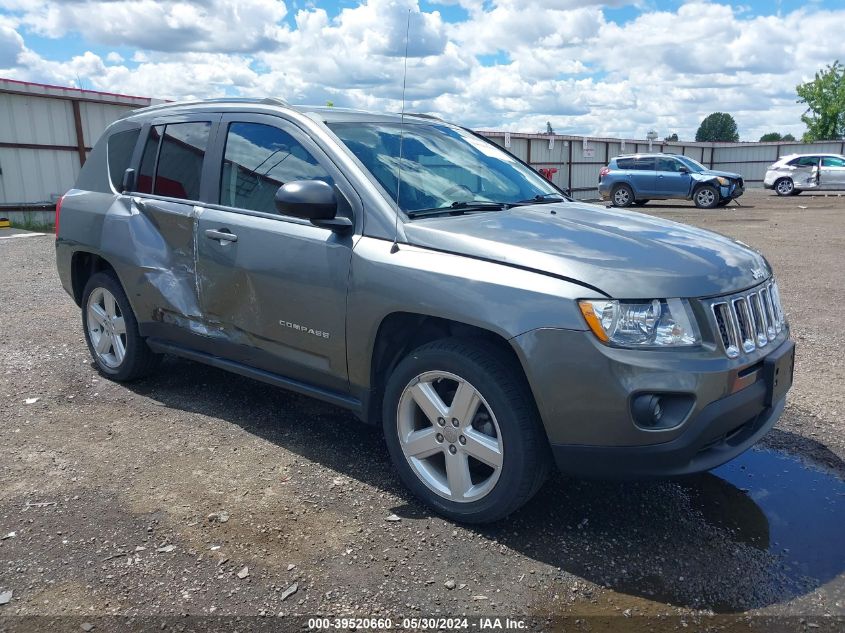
[775,178,796,196]
[382,339,550,523]
[82,271,161,381]
[693,185,719,209]
[611,184,634,208]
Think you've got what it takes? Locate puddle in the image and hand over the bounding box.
[708,448,845,584]
[501,447,845,613]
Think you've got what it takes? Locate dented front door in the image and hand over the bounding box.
[193,114,357,392]
[195,209,353,392]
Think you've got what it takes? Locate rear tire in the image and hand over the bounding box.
[382,338,551,523]
[611,184,634,208]
[774,178,796,196]
[82,271,162,381]
[693,185,719,209]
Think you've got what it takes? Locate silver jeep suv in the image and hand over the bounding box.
[56,98,794,522]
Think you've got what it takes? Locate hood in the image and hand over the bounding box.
[403,202,770,299]
[699,168,742,179]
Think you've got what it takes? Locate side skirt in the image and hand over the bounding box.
[146,338,364,415]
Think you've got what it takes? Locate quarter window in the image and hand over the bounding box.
[220,122,333,213]
[633,157,656,170]
[107,128,140,191]
[135,122,211,201]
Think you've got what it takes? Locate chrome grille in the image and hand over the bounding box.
[710,280,786,358]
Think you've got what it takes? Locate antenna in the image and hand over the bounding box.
[390,9,412,255]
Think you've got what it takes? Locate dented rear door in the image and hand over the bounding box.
[126,114,221,342]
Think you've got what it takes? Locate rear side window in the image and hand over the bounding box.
[633,157,656,170]
[107,128,140,191]
[136,122,212,200]
[220,122,333,213]
[789,156,819,167]
[616,158,635,169]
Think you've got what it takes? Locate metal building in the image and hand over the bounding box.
[0,78,155,223]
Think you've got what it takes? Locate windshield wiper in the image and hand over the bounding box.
[514,193,566,205]
[406,200,509,218]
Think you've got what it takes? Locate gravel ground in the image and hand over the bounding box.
[1,188,844,629]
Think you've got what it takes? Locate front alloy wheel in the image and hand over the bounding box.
[694,185,719,209]
[382,338,551,523]
[397,371,503,503]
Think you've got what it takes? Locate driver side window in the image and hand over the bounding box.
[220,122,333,214]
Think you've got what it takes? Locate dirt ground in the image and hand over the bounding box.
[1,188,844,630]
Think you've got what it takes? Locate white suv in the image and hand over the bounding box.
[764,153,845,196]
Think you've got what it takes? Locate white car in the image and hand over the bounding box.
[764,153,845,196]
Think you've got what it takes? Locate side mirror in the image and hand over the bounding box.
[274,180,352,231]
[678,167,690,174]
[121,168,136,193]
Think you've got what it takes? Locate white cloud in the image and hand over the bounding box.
[6,0,289,53]
[2,0,845,140]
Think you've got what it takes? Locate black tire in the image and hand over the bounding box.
[693,184,719,209]
[81,271,162,381]
[774,178,796,196]
[611,184,634,207]
[716,199,731,207]
[382,338,551,523]
[633,200,650,206]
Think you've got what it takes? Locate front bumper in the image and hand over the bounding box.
[510,328,792,479]
[549,375,784,478]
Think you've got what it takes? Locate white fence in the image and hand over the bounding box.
[479,131,845,200]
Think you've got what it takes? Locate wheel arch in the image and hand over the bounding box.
[363,312,529,426]
[70,250,119,306]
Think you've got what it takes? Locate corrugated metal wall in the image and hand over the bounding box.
[0,79,152,209]
[2,79,844,208]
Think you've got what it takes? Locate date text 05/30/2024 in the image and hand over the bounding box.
[307,617,527,630]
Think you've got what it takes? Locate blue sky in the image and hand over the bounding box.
[1,0,844,139]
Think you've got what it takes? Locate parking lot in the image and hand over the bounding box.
[1,188,844,628]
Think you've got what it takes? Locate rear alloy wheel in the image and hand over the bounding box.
[611,184,634,207]
[82,271,161,381]
[383,339,550,523]
[693,185,719,209]
[775,178,795,196]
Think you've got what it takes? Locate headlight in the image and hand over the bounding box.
[716,176,729,186]
[578,298,701,348]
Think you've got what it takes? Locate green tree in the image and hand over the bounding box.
[796,61,845,141]
[664,132,679,142]
[759,132,782,142]
[782,133,796,141]
[695,112,740,142]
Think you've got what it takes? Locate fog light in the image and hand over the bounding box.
[631,393,694,430]
[632,394,663,428]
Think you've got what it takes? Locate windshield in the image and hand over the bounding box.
[327,121,561,214]
[676,155,707,172]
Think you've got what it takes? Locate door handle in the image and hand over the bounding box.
[205,229,238,243]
